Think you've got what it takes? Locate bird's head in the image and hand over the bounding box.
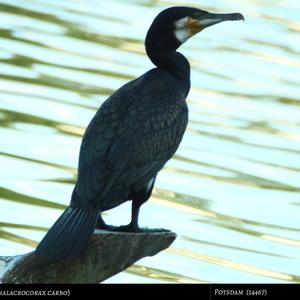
[146,6,244,52]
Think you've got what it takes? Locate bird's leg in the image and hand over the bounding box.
[95,213,118,231]
[111,199,141,232]
[130,199,141,231]
[113,177,170,233]
[114,198,170,233]
[111,179,155,233]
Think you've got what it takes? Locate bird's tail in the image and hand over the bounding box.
[35,206,99,261]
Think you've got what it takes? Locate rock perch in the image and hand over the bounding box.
[0,230,176,283]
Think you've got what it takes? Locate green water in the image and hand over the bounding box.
[0,0,300,283]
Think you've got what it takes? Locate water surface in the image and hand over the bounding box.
[0,0,300,283]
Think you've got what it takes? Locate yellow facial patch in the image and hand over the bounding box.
[187,17,203,35]
[174,17,203,43]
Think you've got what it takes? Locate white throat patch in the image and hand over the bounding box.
[174,17,190,43]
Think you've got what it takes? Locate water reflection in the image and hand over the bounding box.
[0,0,300,283]
[167,247,295,282]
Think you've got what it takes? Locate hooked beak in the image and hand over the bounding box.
[174,11,244,44]
[187,12,244,35]
[200,12,244,27]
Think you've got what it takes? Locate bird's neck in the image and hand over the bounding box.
[147,50,191,95]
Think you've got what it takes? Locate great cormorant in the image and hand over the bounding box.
[35,6,244,260]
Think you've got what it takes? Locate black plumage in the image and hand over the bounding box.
[73,69,188,211]
[35,6,244,260]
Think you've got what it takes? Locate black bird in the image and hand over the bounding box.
[35,6,244,260]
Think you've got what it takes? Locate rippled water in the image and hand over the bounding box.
[0,0,300,283]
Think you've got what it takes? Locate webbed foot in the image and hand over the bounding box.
[96,216,118,231]
[111,224,171,233]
